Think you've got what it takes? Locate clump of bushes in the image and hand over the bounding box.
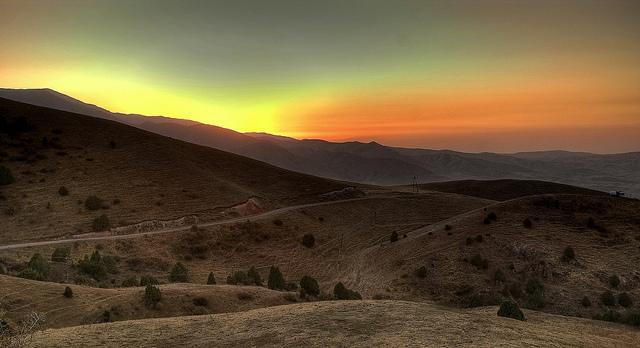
[140,275,159,286]
[497,301,525,321]
[618,292,633,308]
[92,214,110,232]
[333,282,362,300]
[51,247,70,262]
[469,254,489,270]
[0,165,15,186]
[523,218,532,229]
[494,269,506,283]
[390,231,399,243]
[84,195,103,211]
[525,278,545,309]
[247,267,263,286]
[299,275,320,298]
[609,275,620,288]
[121,277,138,287]
[581,296,591,307]
[63,286,73,298]
[444,224,452,231]
[227,267,262,286]
[302,233,315,248]
[483,212,498,224]
[207,272,216,285]
[144,284,161,308]
[268,266,285,290]
[78,250,113,281]
[18,253,50,280]
[562,246,575,262]
[601,290,616,306]
[192,297,208,307]
[272,219,283,226]
[58,186,69,196]
[168,262,189,282]
[414,266,427,279]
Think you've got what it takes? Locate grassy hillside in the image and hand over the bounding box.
[31,300,640,347]
[0,97,349,242]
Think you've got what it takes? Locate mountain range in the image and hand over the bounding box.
[1,87,638,196]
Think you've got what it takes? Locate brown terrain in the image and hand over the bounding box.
[1,98,639,346]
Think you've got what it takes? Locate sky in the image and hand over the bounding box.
[1,0,639,153]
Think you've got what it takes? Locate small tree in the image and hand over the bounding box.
[299,275,320,298]
[609,275,620,288]
[302,233,315,248]
[333,282,362,300]
[581,296,591,307]
[227,271,249,285]
[0,166,14,186]
[144,284,161,308]
[140,275,159,286]
[267,266,285,290]
[51,247,70,262]
[497,301,525,321]
[168,262,189,282]
[494,269,506,283]
[92,214,110,232]
[562,246,575,262]
[523,218,532,229]
[390,231,399,243]
[207,272,216,285]
[121,277,138,287]
[58,186,69,196]
[618,292,633,308]
[63,286,73,298]
[247,267,262,286]
[414,266,427,279]
[84,195,102,210]
[601,290,616,306]
[19,253,50,280]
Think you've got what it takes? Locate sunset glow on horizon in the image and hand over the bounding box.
[1,0,639,153]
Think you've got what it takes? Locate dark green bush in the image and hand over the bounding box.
[247,266,262,286]
[601,290,616,306]
[92,214,110,232]
[609,275,620,288]
[300,275,320,298]
[140,275,159,286]
[470,254,488,270]
[85,195,103,210]
[594,310,621,323]
[302,233,315,248]
[63,286,73,298]
[192,297,208,307]
[78,251,108,281]
[207,272,216,285]
[390,231,399,243]
[0,166,15,186]
[414,266,427,278]
[168,262,189,282]
[526,290,545,309]
[333,282,362,300]
[58,186,69,196]
[618,292,633,308]
[272,219,283,226]
[227,271,249,285]
[475,235,483,243]
[525,278,544,295]
[562,246,575,261]
[523,218,532,228]
[121,277,138,287]
[625,312,640,326]
[581,296,591,307]
[488,212,497,221]
[51,247,70,262]
[494,269,506,283]
[19,253,50,280]
[444,224,452,231]
[268,266,285,290]
[497,301,525,321]
[144,284,161,308]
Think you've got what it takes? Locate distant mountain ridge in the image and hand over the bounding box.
[1,88,638,196]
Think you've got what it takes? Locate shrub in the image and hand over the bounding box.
[581,296,591,307]
[51,247,70,262]
[507,283,523,299]
[144,284,161,307]
[63,286,73,298]
[494,269,506,283]
[92,214,111,232]
[618,292,633,308]
[247,266,262,286]
[192,297,208,307]
[302,233,315,248]
[227,271,249,285]
[192,306,208,315]
[523,218,532,229]
[390,231,399,243]
[609,275,620,288]
[488,212,497,221]
[0,166,15,185]
[625,312,640,326]
[57,186,70,196]
[268,266,285,290]
[84,195,102,210]
[497,301,525,321]
[594,310,621,323]
[140,275,159,286]
[526,290,545,309]
[78,251,108,281]
[444,224,452,231]
[299,275,320,298]
[168,262,189,282]
[333,282,362,300]
[120,277,138,287]
[601,290,616,306]
[20,253,51,280]
[414,266,427,279]
[109,140,117,149]
[18,267,44,281]
[483,217,491,225]
[562,246,575,262]
[470,254,488,270]
[525,278,544,295]
[475,235,483,243]
[207,272,216,285]
[272,219,283,226]
[466,237,473,245]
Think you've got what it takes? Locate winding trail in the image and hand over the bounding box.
[0,195,404,251]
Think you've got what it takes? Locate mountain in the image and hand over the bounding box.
[1,88,638,197]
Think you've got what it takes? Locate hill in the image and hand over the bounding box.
[30,300,640,347]
[408,179,606,201]
[0,97,350,243]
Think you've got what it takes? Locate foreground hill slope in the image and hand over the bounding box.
[0,97,348,242]
[31,300,640,347]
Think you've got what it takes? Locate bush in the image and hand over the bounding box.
[85,195,103,210]
[168,262,189,282]
[333,282,362,300]
[594,310,621,323]
[144,284,161,307]
[601,290,616,306]
[470,254,488,270]
[494,269,506,283]
[414,266,427,279]
[247,266,262,286]
[121,277,138,287]
[581,296,591,307]
[192,297,208,307]
[299,275,320,298]
[302,233,315,248]
[18,267,44,281]
[192,306,208,315]
[272,219,283,226]
[562,246,575,262]
[140,275,159,286]
[618,292,633,308]
[444,224,452,231]
[609,275,620,288]
[63,286,73,298]
[488,212,497,221]
[483,217,491,225]
[390,231,399,243]
[227,271,249,285]
[51,247,70,262]
[0,166,15,185]
[78,251,108,281]
[475,235,483,243]
[523,218,532,229]
[207,272,216,285]
[268,266,285,290]
[466,237,473,245]
[526,290,545,309]
[92,214,111,232]
[497,301,525,321]
[19,253,50,280]
[525,278,544,295]
[58,186,69,196]
[625,312,640,326]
